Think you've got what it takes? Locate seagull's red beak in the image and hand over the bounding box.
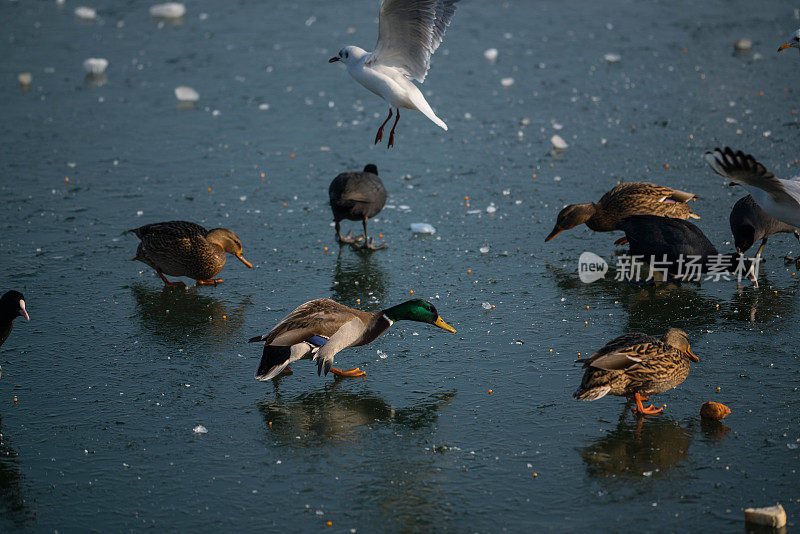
[329,57,340,63]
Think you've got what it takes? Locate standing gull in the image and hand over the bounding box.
[705,147,800,228]
[329,0,460,148]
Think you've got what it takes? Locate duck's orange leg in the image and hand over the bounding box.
[156,268,185,287]
[330,367,366,378]
[614,236,628,246]
[632,392,663,416]
[196,278,223,286]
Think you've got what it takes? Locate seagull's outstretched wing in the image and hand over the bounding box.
[705,147,800,204]
[367,0,460,83]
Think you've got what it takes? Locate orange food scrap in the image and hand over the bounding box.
[379,234,383,238]
[356,298,361,304]
[409,290,414,295]
[759,91,764,97]
[700,401,731,420]
[716,386,721,392]
[65,177,69,183]
[467,269,471,275]
[290,153,295,159]
[532,174,537,179]
[282,202,287,207]
[532,472,538,479]
[664,163,669,169]
[222,315,227,320]
[682,47,687,54]
[260,172,265,179]
[268,421,272,428]
[774,290,778,295]
[324,246,328,252]
[700,73,705,80]
[207,187,211,193]
[326,521,332,528]
[488,389,493,395]
[13,396,18,404]
[584,321,588,327]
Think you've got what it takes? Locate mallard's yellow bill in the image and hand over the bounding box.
[434,316,456,333]
[236,254,253,268]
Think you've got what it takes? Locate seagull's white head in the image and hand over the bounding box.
[329,46,368,66]
[778,28,800,52]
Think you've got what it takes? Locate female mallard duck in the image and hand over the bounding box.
[329,164,387,250]
[249,298,456,381]
[1,291,30,378]
[573,328,699,415]
[130,221,252,287]
[545,182,699,242]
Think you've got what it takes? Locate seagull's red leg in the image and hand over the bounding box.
[387,108,400,149]
[375,108,393,144]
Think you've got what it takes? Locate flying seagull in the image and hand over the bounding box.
[705,147,800,228]
[329,0,460,148]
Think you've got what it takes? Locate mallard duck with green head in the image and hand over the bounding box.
[573,328,699,416]
[130,221,252,287]
[249,298,456,381]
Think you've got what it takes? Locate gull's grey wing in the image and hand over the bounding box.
[367,0,460,82]
[705,148,799,204]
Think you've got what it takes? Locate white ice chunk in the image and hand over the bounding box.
[174,86,199,102]
[481,302,493,310]
[150,3,186,18]
[74,6,97,20]
[551,134,568,149]
[500,77,515,87]
[410,223,436,234]
[603,53,621,63]
[483,48,499,63]
[18,72,32,86]
[193,425,208,434]
[83,58,108,74]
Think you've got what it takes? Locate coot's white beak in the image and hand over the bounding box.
[19,300,30,321]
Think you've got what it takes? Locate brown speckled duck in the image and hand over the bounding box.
[545,182,699,242]
[573,328,699,416]
[130,221,252,287]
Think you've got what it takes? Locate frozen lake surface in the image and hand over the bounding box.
[1,0,799,530]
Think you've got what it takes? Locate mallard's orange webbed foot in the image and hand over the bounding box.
[330,367,366,378]
[633,392,663,416]
[196,278,224,286]
[156,269,185,288]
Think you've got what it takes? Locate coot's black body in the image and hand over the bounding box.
[616,215,758,285]
[329,164,387,249]
[1,291,29,348]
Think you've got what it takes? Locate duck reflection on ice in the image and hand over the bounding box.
[580,412,693,480]
[0,413,34,526]
[130,283,248,346]
[259,384,454,445]
[330,249,388,309]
